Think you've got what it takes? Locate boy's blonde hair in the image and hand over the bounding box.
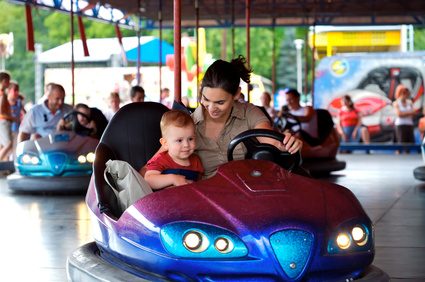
[160,110,194,136]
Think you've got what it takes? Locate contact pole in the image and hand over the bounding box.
[174,0,182,103]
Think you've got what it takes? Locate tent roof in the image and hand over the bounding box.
[6,0,425,29]
[89,0,425,28]
[37,36,173,64]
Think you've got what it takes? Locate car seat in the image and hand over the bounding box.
[93,102,169,218]
[301,109,346,176]
[90,107,109,139]
[316,109,335,145]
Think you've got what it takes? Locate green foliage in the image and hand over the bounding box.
[414,27,425,50]
[0,2,36,100]
[204,27,285,81]
[276,28,299,91]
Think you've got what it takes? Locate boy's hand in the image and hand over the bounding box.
[173,175,193,186]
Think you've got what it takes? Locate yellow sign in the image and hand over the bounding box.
[310,30,401,57]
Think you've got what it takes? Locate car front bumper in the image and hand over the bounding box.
[6,172,91,192]
[67,242,390,282]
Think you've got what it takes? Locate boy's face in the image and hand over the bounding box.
[8,86,19,99]
[161,124,196,163]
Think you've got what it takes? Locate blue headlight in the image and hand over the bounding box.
[327,218,373,254]
[160,222,248,258]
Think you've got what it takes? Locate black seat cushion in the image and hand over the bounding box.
[90,107,109,139]
[316,109,334,144]
[93,102,169,218]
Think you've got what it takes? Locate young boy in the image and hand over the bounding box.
[144,110,203,190]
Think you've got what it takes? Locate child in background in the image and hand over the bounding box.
[7,81,26,160]
[103,92,121,121]
[144,110,203,190]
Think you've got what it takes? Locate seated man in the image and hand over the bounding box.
[284,89,320,147]
[18,83,73,143]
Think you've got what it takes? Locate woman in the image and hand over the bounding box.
[192,55,302,179]
[393,85,416,154]
[141,56,302,180]
[336,95,370,144]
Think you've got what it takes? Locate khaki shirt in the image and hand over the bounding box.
[192,102,270,179]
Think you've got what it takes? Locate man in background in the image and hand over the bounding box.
[18,83,73,143]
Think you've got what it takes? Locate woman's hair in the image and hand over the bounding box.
[160,110,194,136]
[341,95,355,110]
[395,84,409,99]
[75,103,90,111]
[199,55,253,99]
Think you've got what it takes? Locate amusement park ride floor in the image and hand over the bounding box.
[0,153,424,281]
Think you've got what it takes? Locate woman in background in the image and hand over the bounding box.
[393,85,416,154]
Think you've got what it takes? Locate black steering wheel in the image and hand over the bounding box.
[274,112,302,134]
[227,129,300,172]
[62,111,93,136]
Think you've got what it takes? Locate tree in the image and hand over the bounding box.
[276,27,299,91]
[414,27,425,50]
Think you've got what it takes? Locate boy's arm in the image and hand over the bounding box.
[145,170,190,190]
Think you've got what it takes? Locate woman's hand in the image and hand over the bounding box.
[255,121,302,154]
[282,132,303,154]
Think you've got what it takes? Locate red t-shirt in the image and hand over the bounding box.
[146,151,204,181]
[0,89,10,121]
[338,108,358,127]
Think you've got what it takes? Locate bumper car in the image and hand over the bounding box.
[67,102,388,281]
[7,111,99,192]
[275,109,346,176]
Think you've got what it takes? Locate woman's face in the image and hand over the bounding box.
[401,88,410,99]
[201,87,237,121]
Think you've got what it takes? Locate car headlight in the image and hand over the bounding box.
[76,152,95,164]
[328,219,373,254]
[161,222,247,258]
[336,232,351,249]
[183,231,209,252]
[77,155,87,163]
[86,152,95,163]
[19,154,41,165]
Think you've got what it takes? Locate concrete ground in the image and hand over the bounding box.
[0,153,424,281]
